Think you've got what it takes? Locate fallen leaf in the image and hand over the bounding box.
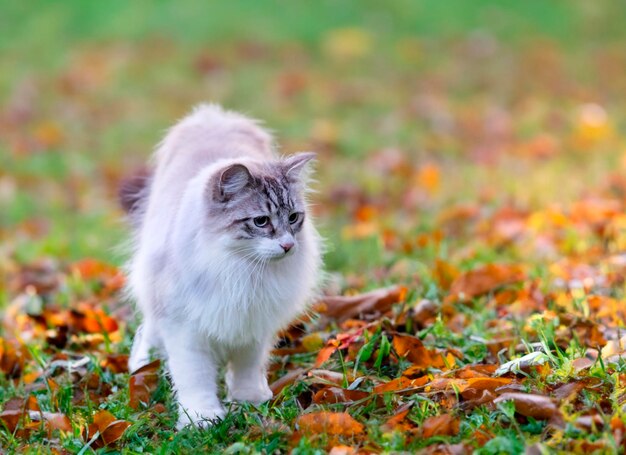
[381,403,414,432]
[421,414,460,438]
[129,359,160,409]
[0,409,26,432]
[328,445,356,455]
[101,420,132,446]
[446,264,526,303]
[495,351,549,376]
[44,413,72,432]
[317,286,406,322]
[86,410,131,448]
[552,381,586,401]
[414,163,441,194]
[270,368,308,396]
[572,357,594,372]
[0,338,27,378]
[493,393,561,421]
[460,377,513,400]
[100,354,129,373]
[373,376,429,394]
[296,411,364,437]
[392,334,456,369]
[312,387,369,404]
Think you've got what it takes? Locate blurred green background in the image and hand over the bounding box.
[1,0,625,271]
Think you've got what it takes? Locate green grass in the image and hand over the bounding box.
[2,1,626,453]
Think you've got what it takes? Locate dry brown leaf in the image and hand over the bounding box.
[270,368,308,396]
[101,420,132,446]
[460,377,513,400]
[42,412,72,432]
[129,359,160,409]
[572,357,594,372]
[446,264,526,303]
[314,330,364,367]
[86,410,131,448]
[0,409,26,432]
[552,381,586,401]
[312,387,369,404]
[493,392,562,421]
[100,354,129,373]
[317,286,406,321]
[0,338,27,378]
[433,259,460,291]
[315,342,340,367]
[373,376,429,394]
[296,411,364,437]
[307,369,348,386]
[420,414,460,438]
[381,403,414,432]
[392,334,456,369]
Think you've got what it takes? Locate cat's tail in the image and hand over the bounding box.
[118,168,152,227]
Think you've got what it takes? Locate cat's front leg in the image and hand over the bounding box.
[226,338,273,405]
[162,327,225,429]
[128,318,163,372]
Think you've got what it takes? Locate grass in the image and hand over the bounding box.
[2,0,626,453]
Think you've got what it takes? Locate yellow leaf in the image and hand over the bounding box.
[322,28,372,60]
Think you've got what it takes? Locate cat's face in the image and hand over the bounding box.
[206,153,314,261]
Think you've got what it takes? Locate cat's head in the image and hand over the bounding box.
[205,152,315,261]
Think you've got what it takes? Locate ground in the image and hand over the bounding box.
[2,1,626,453]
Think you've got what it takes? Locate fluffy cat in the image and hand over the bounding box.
[122,104,321,429]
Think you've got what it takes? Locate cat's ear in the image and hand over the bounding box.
[215,163,251,202]
[283,152,316,182]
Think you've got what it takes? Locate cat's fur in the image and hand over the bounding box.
[123,104,321,429]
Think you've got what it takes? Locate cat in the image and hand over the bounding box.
[120,104,322,429]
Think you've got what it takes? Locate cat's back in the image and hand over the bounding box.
[155,104,273,172]
[143,104,274,229]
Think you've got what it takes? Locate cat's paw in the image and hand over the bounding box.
[176,406,226,430]
[228,385,273,405]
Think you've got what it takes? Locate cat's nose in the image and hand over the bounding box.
[280,241,294,253]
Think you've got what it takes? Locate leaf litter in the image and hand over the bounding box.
[3,7,626,453]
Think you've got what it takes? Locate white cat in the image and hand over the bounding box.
[121,104,322,429]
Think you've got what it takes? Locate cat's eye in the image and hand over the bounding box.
[288,213,300,224]
[253,216,270,227]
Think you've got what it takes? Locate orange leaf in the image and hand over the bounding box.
[44,413,72,432]
[0,409,26,432]
[317,286,405,321]
[129,360,160,409]
[0,338,27,378]
[312,387,369,404]
[270,368,308,395]
[460,377,513,400]
[446,264,526,303]
[100,354,129,374]
[101,420,131,446]
[414,163,441,194]
[382,403,414,432]
[392,333,424,357]
[296,411,364,437]
[90,410,116,433]
[392,334,456,369]
[71,258,119,280]
[87,410,131,448]
[421,414,460,438]
[373,376,429,394]
[433,259,459,291]
[493,392,561,421]
[315,343,339,367]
